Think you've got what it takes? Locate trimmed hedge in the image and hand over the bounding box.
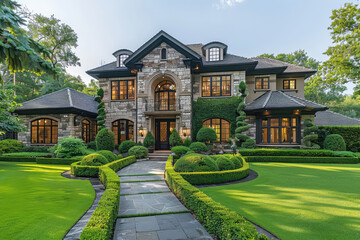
[244,156,359,164]
[319,125,360,151]
[189,142,208,152]
[165,156,263,239]
[0,139,24,154]
[171,146,190,160]
[0,156,36,162]
[106,156,136,172]
[118,140,136,154]
[324,134,346,151]
[0,156,77,165]
[80,153,109,166]
[96,128,115,151]
[239,149,352,157]
[128,146,148,159]
[96,150,118,162]
[174,154,218,172]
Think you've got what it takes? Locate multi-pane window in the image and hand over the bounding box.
[111,80,135,100]
[255,77,270,89]
[118,54,129,67]
[155,81,176,111]
[202,75,231,97]
[209,48,220,61]
[112,119,134,145]
[203,118,230,143]
[283,79,296,90]
[261,117,298,144]
[31,118,58,144]
[82,120,91,143]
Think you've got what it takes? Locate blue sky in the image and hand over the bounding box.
[18,0,355,93]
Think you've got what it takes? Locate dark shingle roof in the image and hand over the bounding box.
[202,54,257,66]
[251,57,317,74]
[314,110,360,126]
[245,91,327,112]
[16,88,98,115]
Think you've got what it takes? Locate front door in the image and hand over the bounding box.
[155,119,176,150]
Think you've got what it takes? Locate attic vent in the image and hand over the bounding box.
[161,48,167,60]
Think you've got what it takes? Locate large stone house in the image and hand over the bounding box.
[15,31,360,149]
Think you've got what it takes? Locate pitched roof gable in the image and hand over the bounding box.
[314,110,360,126]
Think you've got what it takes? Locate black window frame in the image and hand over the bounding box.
[209,47,220,61]
[202,118,230,143]
[31,118,58,144]
[201,75,231,97]
[82,119,91,143]
[283,79,296,90]
[111,79,135,100]
[161,48,167,60]
[112,119,134,145]
[255,77,270,90]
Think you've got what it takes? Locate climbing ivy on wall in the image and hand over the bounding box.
[192,97,241,140]
[95,88,106,131]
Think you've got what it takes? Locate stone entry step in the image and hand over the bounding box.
[117,161,165,176]
[120,175,164,182]
[120,181,170,195]
[148,151,171,161]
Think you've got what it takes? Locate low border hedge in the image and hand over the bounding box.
[179,161,250,185]
[80,157,135,240]
[239,149,345,157]
[0,156,37,162]
[165,155,266,240]
[244,156,359,164]
[0,156,78,165]
[71,156,136,177]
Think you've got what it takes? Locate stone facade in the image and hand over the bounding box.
[18,113,96,146]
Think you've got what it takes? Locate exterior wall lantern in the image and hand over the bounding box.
[74,116,81,126]
[182,128,189,137]
[139,125,144,137]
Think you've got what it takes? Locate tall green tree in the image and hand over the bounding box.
[0,89,25,134]
[82,79,99,96]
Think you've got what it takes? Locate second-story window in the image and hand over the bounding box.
[111,80,135,100]
[161,48,167,60]
[202,75,231,97]
[209,48,220,61]
[255,77,270,89]
[283,79,296,90]
[118,54,129,67]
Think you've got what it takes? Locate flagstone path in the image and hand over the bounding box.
[113,161,212,240]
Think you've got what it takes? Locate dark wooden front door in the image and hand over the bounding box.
[155,119,176,150]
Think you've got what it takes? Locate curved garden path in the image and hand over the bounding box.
[113,161,213,240]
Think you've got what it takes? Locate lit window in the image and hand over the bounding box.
[283,79,296,90]
[260,117,298,144]
[255,77,270,89]
[112,119,134,145]
[161,48,167,60]
[202,75,231,97]
[111,80,135,100]
[31,118,58,144]
[118,54,129,67]
[203,118,230,143]
[82,120,91,143]
[209,48,220,61]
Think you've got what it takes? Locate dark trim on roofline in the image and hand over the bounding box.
[15,107,98,118]
[246,66,288,75]
[278,71,317,79]
[196,62,258,73]
[86,69,136,79]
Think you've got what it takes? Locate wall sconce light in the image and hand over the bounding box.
[139,125,144,137]
[263,110,271,116]
[182,128,189,137]
[294,109,300,115]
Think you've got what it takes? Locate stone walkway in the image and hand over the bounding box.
[114,161,212,240]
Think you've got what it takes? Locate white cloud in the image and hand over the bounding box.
[215,0,245,8]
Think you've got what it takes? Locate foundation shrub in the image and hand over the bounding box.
[183,137,192,147]
[118,140,136,154]
[128,146,148,159]
[80,153,109,166]
[0,139,23,153]
[171,146,191,160]
[324,134,346,151]
[215,156,235,171]
[196,127,217,143]
[143,132,155,148]
[86,141,97,150]
[96,128,115,151]
[174,154,218,172]
[96,150,117,162]
[169,129,183,147]
[189,142,208,152]
[54,137,87,158]
[23,145,50,152]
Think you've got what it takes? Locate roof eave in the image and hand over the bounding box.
[196,62,257,73]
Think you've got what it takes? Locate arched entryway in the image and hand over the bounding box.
[154,80,176,111]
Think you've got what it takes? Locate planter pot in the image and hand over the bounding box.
[148,147,154,153]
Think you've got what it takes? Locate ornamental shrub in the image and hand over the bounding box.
[171,146,191,160]
[80,153,108,166]
[183,137,192,147]
[216,156,235,171]
[118,140,136,153]
[96,150,117,162]
[96,128,115,151]
[86,141,97,150]
[333,151,357,157]
[318,125,360,152]
[143,131,155,148]
[169,129,183,147]
[95,88,106,131]
[189,142,208,152]
[196,127,217,143]
[174,154,219,172]
[117,154,123,159]
[23,145,49,152]
[54,137,87,158]
[128,146,148,159]
[0,139,24,153]
[324,134,346,151]
[241,138,256,149]
[231,155,243,168]
[302,119,320,149]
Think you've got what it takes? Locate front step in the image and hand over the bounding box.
[148,151,171,161]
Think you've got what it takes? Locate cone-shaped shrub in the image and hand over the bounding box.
[96,128,115,151]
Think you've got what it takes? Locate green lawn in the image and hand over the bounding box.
[201,163,360,240]
[0,162,95,240]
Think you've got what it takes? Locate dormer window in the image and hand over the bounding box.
[209,48,220,61]
[118,54,129,67]
[161,48,167,60]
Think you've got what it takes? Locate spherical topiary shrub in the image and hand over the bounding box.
[174,154,219,172]
[241,138,256,149]
[128,146,149,159]
[196,127,217,143]
[96,128,115,151]
[80,153,109,166]
[118,140,136,154]
[216,156,235,171]
[171,146,191,160]
[96,150,117,162]
[189,142,208,152]
[183,137,192,147]
[230,155,243,169]
[324,134,346,151]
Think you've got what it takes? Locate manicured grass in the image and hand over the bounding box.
[0,162,95,240]
[2,152,51,157]
[201,163,360,240]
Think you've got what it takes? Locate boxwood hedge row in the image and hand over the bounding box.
[165,155,267,240]
[244,156,359,164]
[239,149,343,157]
[0,156,78,165]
